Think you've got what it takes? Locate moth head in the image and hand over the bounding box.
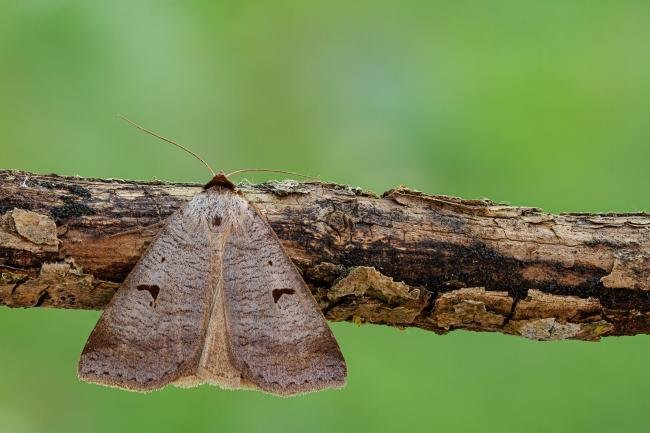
[203,172,236,191]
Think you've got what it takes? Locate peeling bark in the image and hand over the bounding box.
[0,170,648,341]
[326,266,428,325]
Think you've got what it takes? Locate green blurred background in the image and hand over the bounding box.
[1,1,649,432]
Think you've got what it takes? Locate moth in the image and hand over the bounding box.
[78,120,346,396]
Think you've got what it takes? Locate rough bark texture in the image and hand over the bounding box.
[1,169,648,341]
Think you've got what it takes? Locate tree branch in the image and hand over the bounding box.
[1,170,648,341]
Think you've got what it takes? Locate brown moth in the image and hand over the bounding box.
[78,172,347,396]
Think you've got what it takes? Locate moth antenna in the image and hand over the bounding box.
[225,168,320,181]
[118,115,216,176]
